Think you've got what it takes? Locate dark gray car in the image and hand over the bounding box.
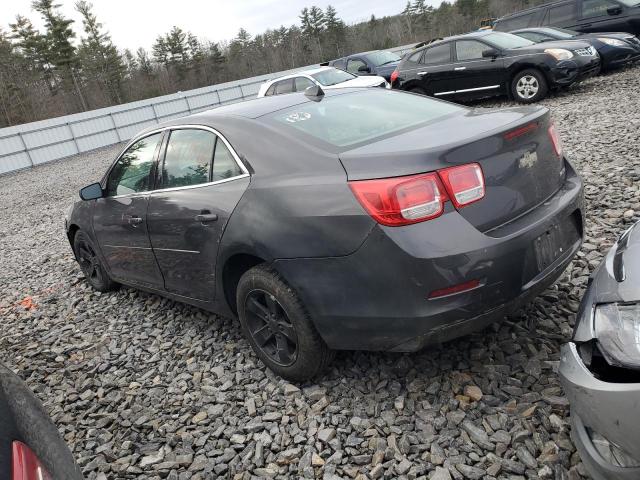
[66,88,584,381]
[559,221,640,479]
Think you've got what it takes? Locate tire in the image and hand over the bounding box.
[511,69,548,103]
[236,264,334,382]
[73,230,118,292]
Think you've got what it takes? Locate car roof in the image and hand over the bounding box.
[151,88,361,127]
[419,30,495,48]
[511,27,562,34]
[497,0,564,19]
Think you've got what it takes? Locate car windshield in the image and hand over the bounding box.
[544,27,578,38]
[267,90,462,149]
[365,50,401,66]
[482,32,535,49]
[311,69,356,86]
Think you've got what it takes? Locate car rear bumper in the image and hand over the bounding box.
[274,159,584,351]
[559,343,640,480]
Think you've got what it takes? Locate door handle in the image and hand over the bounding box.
[127,216,143,225]
[195,213,218,223]
[454,67,466,71]
[417,71,428,76]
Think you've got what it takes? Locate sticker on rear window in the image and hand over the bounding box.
[285,112,311,123]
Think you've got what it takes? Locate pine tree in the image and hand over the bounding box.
[136,48,153,76]
[324,5,345,57]
[32,0,87,110]
[75,0,124,104]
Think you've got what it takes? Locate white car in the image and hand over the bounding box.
[256,66,390,97]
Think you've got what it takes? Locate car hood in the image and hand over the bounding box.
[507,39,593,54]
[324,76,386,89]
[578,32,637,40]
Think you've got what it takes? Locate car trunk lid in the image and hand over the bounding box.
[340,106,565,232]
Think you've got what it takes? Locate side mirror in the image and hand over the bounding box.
[79,182,104,201]
[607,5,622,15]
[357,65,371,73]
[482,48,499,58]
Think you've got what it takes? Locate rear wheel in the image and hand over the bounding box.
[73,230,117,292]
[511,69,548,103]
[236,265,333,381]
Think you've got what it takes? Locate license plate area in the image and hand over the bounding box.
[534,219,579,272]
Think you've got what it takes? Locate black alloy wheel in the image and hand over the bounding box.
[73,230,117,292]
[244,289,298,366]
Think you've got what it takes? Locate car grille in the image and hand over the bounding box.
[575,46,597,57]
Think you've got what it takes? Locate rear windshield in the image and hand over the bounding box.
[267,90,462,148]
[365,50,401,66]
[483,32,535,49]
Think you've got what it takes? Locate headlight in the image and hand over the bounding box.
[598,37,627,47]
[544,48,574,61]
[594,303,640,369]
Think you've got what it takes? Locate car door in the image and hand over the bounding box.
[412,43,457,96]
[93,132,165,288]
[579,0,630,32]
[146,127,250,301]
[451,40,506,99]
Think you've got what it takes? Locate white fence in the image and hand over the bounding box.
[0,44,417,176]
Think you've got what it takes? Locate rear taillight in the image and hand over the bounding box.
[349,173,447,226]
[438,163,485,209]
[12,442,52,480]
[349,163,485,227]
[390,68,399,84]
[548,122,563,158]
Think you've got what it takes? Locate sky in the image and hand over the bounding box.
[1,0,417,52]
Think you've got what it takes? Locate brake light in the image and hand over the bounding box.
[390,68,399,84]
[12,442,52,480]
[349,173,447,226]
[437,163,485,208]
[548,122,563,158]
[504,122,538,140]
[428,279,481,299]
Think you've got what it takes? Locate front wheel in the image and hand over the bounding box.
[511,69,548,103]
[73,230,118,292]
[236,265,333,382]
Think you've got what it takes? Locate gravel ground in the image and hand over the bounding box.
[1,65,639,480]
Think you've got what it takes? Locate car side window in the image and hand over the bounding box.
[499,12,536,30]
[294,77,315,92]
[333,59,346,70]
[422,44,452,64]
[265,84,277,96]
[274,79,294,95]
[106,133,162,196]
[408,50,424,63]
[212,138,244,182]
[547,2,577,23]
[347,58,367,74]
[455,40,488,61]
[160,129,215,189]
[582,0,619,17]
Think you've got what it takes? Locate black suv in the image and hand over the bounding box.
[392,31,600,103]
[494,0,640,36]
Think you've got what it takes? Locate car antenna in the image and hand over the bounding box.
[304,85,325,102]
